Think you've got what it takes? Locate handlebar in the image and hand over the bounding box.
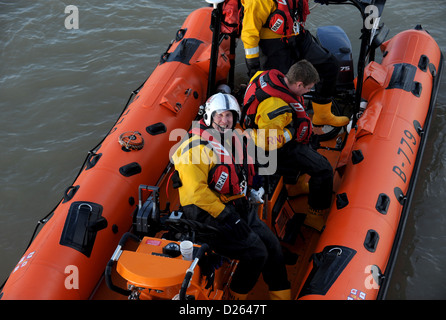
[105,232,141,297]
[179,243,210,300]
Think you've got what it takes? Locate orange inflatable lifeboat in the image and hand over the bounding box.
[0,6,231,300]
[298,27,443,300]
[96,25,442,302]
[1,1,443,302]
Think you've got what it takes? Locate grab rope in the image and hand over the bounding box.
[0,77,149,291]
[119,131,144,150]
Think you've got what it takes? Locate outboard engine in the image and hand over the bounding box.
[316,25,355,92]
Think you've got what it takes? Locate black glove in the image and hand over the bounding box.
[219,205,251,240]
[252,174,264,191]
[245,57,260,78]
[315,0,329,4]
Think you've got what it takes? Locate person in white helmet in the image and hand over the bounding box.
[171,92,290,300]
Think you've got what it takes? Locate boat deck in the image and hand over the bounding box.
[248,131,346,300]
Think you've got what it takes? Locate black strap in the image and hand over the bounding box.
[297,0,304,22]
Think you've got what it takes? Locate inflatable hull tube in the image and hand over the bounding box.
[1,7,231,300]
[298,28,443,300]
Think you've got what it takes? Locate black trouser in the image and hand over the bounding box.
[183,203,290,294]
[277,140,333,210]
[260,30,340,103]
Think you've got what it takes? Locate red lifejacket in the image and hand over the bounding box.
[221,0,243,36]
[242,69,307,127]
[266,0,310,36]
[189,120,255,197]
[242,69,312,143]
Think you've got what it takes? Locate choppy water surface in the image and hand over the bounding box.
[0,0,445,299]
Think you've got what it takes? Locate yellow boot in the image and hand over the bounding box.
[304,207,328,232]
[228,289,249,300]
[269,289,291,300]
[286,174,309,197]
[312,102,349,127]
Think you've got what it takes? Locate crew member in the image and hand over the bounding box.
[172,92,291,299]
[242,60,334,231]
[240,0,349,127]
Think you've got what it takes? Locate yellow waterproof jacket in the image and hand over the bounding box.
[241,0,281,59]
[171,134,226,219]
[241,0,311,59]
[251,96,295,151]
[247,71,295,151]
[172,124,255,220]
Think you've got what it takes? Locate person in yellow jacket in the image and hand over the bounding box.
[240,0,349,127]
[242,60,334,231]
[171,92,290,300]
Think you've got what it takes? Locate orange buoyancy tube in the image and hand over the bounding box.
[298,27,442,300]
[1,7,231,300]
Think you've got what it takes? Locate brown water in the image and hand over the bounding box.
[0,0,445,299]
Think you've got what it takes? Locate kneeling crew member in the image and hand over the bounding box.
[242,61,334,231]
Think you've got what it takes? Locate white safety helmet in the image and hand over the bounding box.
[203,93,241,128]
